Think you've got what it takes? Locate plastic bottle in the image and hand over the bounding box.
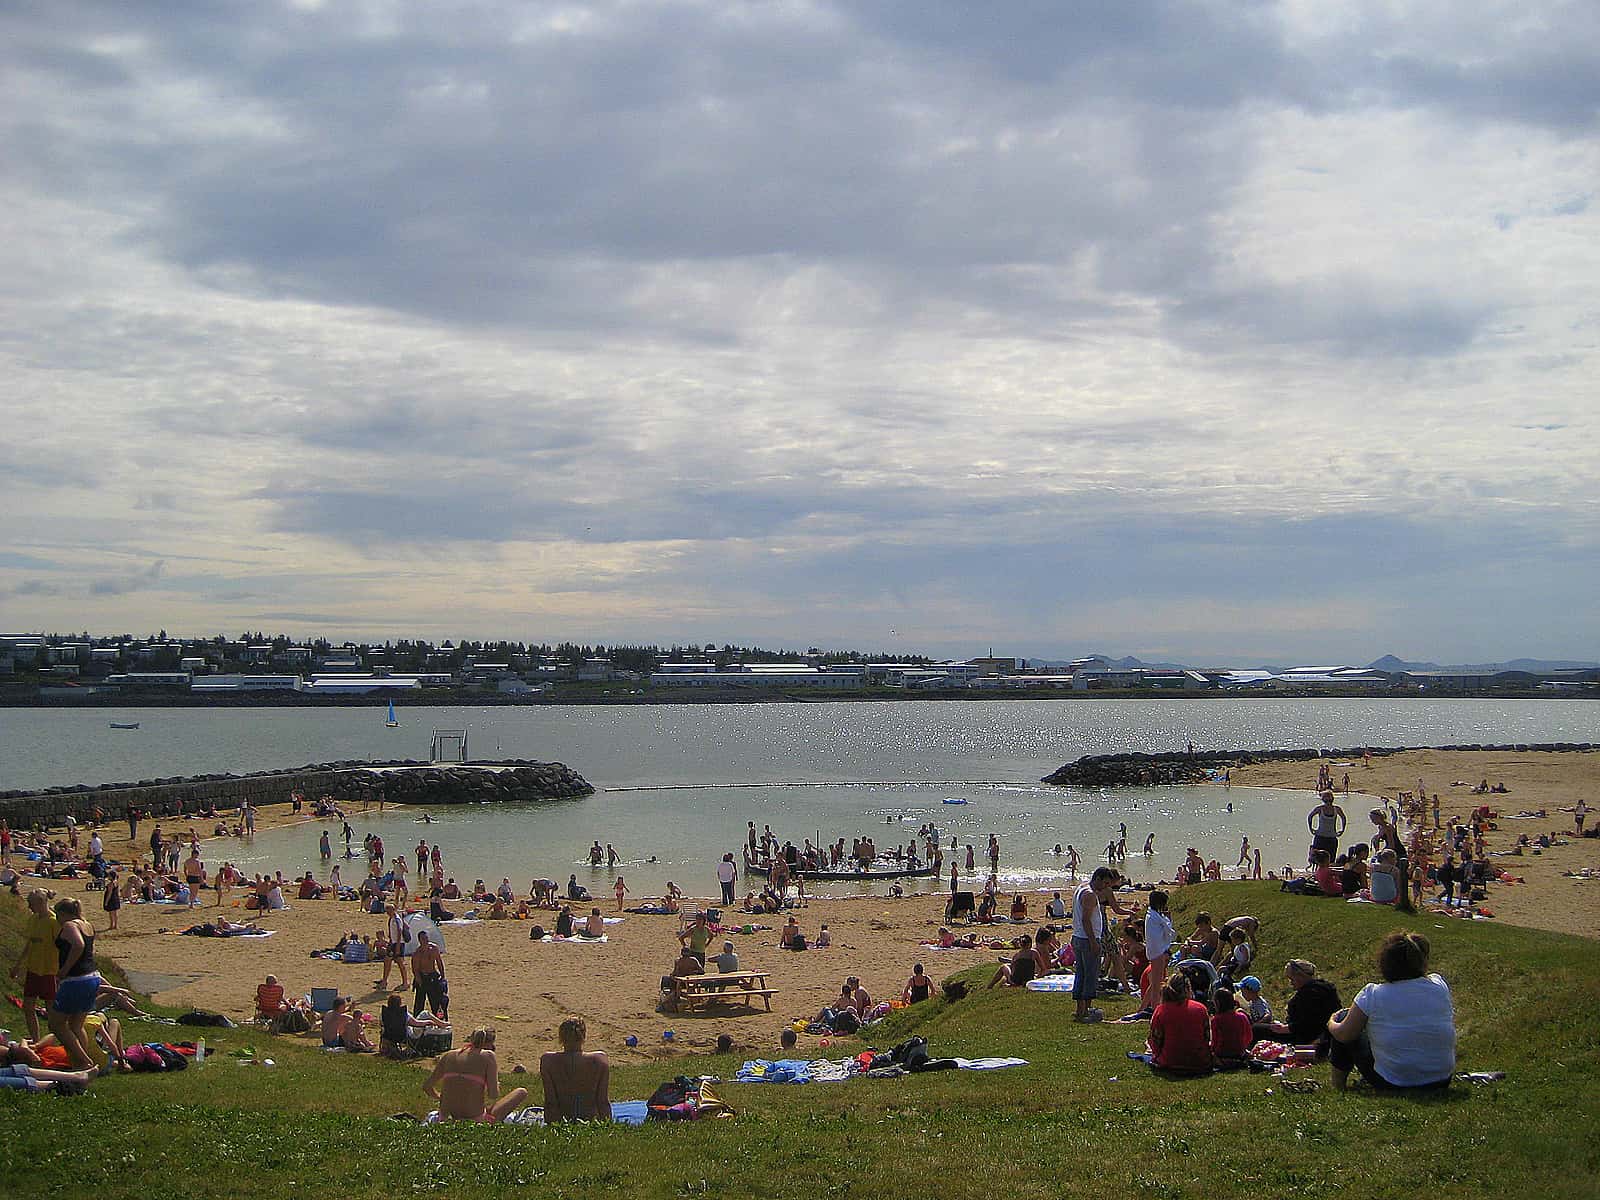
[195,1037,207,1066]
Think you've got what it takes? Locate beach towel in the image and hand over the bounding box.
[534,934,609,944]
[440,919,483,926]
[1024,975,1077,992]
[736,1059,814,1084]
[951,1057,1027,1070]
[179,925,275,938]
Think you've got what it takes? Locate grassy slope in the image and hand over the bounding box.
[2,884,1597,1199]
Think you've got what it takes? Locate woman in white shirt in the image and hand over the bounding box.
[1327,931,1455,1092]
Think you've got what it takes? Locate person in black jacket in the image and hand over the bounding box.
[1252,958,1341,1056]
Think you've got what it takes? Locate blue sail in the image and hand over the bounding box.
[385,700,399,727]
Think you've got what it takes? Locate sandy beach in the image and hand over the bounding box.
[1228,748,1600,938]
[24,747,1598,1068]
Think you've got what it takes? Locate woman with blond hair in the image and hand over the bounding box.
[539,1017,611,1123]
[424,1028,528,1122]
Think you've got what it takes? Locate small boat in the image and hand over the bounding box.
[942,797,968,805]
[109,721,140,730]
[384,701,399,728]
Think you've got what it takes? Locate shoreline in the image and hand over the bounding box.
[14,747,1596,1070]
[7,689,1596,708]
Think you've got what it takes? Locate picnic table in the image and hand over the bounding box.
[666,969,776,1013]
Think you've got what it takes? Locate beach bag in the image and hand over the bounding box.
[830,1008,860,1034]
[890,1036,929,1071]
[410,1029,453,1057]
[274,1009,312,1035]
[790,934,807,951]
[646,1076,696,1115]
[343,942,370,964]
[124,1044,166,1072]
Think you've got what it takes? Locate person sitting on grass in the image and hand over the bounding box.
[1147,974,1212,1075]
[1178,912,1220,964]
[1368,850,1403,905]
[1210,987,1254,1067]
[1253,959,1341,1056]
[1237,976,1271,1023]
[320,996,374,1052]
[903,963,935,1003]
[255,975,288,1020]
[779,1028,798,1054]
[426,1027,529,1123]
[540,1017,610,1123]
[1327,931,1455,1093]
[1220,927,1253,983]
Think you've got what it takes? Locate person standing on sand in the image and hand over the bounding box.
[1252,849,1262,880]
[614,877,628,910]
[1574,799,1588,836]
[950,862,959,894]
[411,931,447,1019]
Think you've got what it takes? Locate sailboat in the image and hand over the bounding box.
[385,700,400,728]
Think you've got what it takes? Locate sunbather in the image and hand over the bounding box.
[540,1017,610,1123]
[426,1028,528,1122]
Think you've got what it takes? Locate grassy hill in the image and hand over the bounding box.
[3,883,1597,1199]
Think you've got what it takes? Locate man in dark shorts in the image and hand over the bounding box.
[1307,793,1346,862]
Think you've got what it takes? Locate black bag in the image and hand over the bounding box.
[890,1036,929,1071]
[178,1010,235,1028]
[830,1008,860,1034]
[942,980,969,1002]
[151,1044,188,1071]
[274,1009,312,1035]
[790,934,807,951]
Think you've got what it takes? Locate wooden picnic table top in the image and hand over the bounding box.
[672,969,769,989]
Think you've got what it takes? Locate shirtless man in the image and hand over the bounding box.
[540,1017,610,1123]
[410,931,447,1019]
[425,1028,528,1123]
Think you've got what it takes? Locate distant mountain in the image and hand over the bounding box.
[1369,655,1598,674]
[1368,654,1440,672]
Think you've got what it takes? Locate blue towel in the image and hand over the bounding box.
[612,1100,649,1125]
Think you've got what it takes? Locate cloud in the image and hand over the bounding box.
[0,3,1596,661]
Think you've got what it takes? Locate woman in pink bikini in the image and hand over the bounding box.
[423,1028,528,1123]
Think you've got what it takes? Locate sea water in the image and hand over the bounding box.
[6,698,1591,896]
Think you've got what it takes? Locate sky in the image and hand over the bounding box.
[3,1,1598,665]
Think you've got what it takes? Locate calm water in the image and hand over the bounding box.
[3,699,1594,896]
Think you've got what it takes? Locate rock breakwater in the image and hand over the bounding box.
[0,759,593,826]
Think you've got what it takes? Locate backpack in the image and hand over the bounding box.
[890,1036,929,1071]
[274,1009,312,1035]
[830,1008,860,1034]
[124,1044,165,1072]
[790,933,806,951]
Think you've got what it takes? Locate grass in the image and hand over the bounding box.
[3,883,1597,1199]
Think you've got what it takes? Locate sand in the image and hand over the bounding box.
[1227,748,1600,938]
[23,748,1598,1069]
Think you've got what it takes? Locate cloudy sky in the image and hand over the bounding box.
[3,1,1597,663]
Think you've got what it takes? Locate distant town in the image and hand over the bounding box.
[2,630,1595,705]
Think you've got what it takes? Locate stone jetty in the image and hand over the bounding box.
[1043,743,1596,788]
[0,759,593,826]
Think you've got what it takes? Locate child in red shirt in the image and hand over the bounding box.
[1210,987,1253,1067]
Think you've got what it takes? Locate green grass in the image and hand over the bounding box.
[3,884,1598,1198]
